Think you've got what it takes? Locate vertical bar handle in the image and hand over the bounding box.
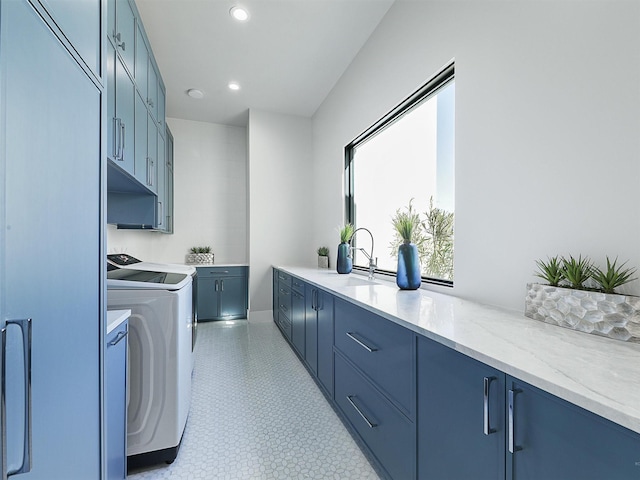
[120,121,126,159]
[221,280,224,292]
[2,319,32,478]
[112,117,121,160]
[483,376,496,435]
[214,280,219,292]
[312,289,317,311]
[508,388,522,454]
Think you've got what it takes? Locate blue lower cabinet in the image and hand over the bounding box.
[304,284,318,375]
[507,376,640,480]
[334,298,415,419]
[197,266,248,320]
[291,289,305,356]
[417,337,505,480]
[106,320,129,480]
[335,352,416,480]
[315,289,334,397]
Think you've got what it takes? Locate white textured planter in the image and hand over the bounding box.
[185,253,214,265]
[525,283,640,343]
[318,255,329,269]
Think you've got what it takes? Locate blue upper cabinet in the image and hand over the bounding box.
[106,43,135,174]
[39,0,101,76]
[135,24,149,102]
[110,0,135,74]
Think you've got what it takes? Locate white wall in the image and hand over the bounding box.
[107,117,248,264]
[312,0,640,312]
[248,109,314,312]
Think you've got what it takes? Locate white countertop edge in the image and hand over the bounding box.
[275,266,640,435]
[107,309,130,334]
[188,263,249,268]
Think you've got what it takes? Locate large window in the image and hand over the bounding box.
[345,64,455,285]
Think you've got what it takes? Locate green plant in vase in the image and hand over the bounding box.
[317,246,330,269]
[534,255,564,287]
[391,200,422,290]
[591,256,637,294]
[561,254,592,290]
[337,224,354,274]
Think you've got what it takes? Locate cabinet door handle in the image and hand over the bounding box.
[346,332,377,352]
[483,376,497,435]
[157,201,163,226]
[220,280,224,292]
[312,289,317,311]
[113,117,121,160]
[214,280,219,292]
[120,121,126,159]
[2,319,33,479]
[346,395,377,428]
[508,388,523,453]
[114,32,125,51]
[108,330,128,347]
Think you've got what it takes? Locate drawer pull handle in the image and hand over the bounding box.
[347,395,377,428]
[108,330,128,347]
[346,332,377,352]
[483,376,496,435]
[508,388,523,454]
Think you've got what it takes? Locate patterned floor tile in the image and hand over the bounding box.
[128,312,380,479]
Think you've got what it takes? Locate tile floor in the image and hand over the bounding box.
[128,311,381,480]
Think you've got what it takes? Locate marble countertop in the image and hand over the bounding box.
[276,266,640,435]
[107,309,130,334]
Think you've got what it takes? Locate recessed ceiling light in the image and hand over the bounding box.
[230,6,249,22]
[228,82,241,91]
[187,89,204,99]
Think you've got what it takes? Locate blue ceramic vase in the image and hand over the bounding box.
[336,242,352,274]
[397,242,421,290]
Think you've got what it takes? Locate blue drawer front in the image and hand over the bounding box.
[197,266,246,278]
[334,298,415,419]
[335,352,416,480]
[276,270,291,287]
[291,276,305,294]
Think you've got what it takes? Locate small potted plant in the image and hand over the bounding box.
[186,246,214,265]
[337,224,354,274]
[526,254,639,342]
[317,247,330,269]
[391,200,422,290]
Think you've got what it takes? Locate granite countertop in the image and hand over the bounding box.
[276,266,640,435]
[107,309,130,334]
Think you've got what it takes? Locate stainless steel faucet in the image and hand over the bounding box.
[348,227,377,280]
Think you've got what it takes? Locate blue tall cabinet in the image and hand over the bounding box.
[0,0,105,478]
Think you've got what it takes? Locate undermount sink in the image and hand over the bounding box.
[337,276,376,287]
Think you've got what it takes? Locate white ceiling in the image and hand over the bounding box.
[134,0,394,127]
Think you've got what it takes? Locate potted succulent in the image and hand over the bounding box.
[391,201,422,290]
[337,224,354,274]
[525,254,639,342]
[317,246,330,269]
[186,246,214,265]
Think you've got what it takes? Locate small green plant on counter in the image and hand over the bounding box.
[534,255,564,287]
[561,254,593,290]
[317,246,330,256]
[391,198,423,243]
[190,246,211,254]
[339,223,354,244]
[590,256,637,294]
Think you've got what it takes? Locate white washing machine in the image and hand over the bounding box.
[108,253,199,358]
[107,261,193,469]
